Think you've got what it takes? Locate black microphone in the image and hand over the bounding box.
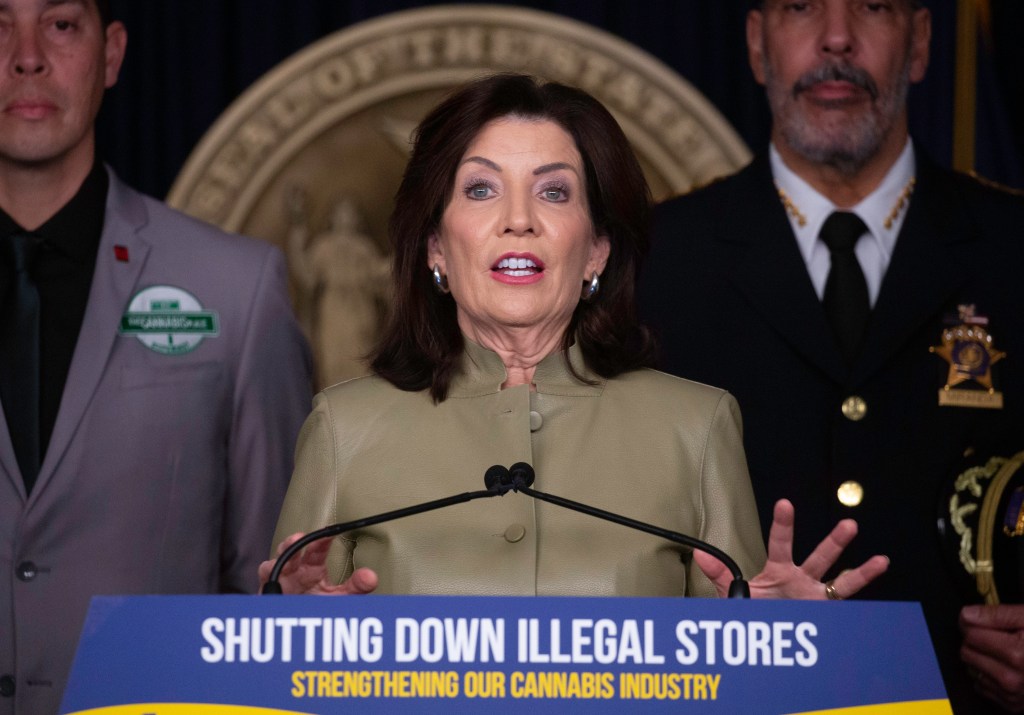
[262,481,503,594]
[484,463,514,493]
[498,462,751,599]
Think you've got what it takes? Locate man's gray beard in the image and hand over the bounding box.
[765,59,911,177]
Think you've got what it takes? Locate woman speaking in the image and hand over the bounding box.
[262,74,886,601]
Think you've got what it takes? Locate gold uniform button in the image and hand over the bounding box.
[841,396,868,421]
[837,481,864,507]
[504,524,526,543]
[529,411,543,432]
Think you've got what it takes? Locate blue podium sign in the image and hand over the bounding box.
[61,595,950,714]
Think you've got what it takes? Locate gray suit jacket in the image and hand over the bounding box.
[0,170,312,715]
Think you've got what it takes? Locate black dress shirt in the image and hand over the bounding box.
[0,161,108,461]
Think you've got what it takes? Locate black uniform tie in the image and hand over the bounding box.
[0,233,41,492]
[820,212,869,364]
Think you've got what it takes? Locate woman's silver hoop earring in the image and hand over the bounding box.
[582,272,599,301]
[433,264,450,294]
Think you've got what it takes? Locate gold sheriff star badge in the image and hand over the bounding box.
[930,305,1006,408]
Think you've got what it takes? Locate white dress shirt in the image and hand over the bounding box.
[770,140,915,306]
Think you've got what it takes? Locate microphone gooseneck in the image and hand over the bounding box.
[502,462,750,599]
[265,463,750,599]
[261,486,501,594]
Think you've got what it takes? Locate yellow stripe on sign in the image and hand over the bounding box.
[787,699,954,715]
[64,705,316,715]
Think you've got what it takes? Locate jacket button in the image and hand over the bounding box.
[0,675,14,697]
[504,524,526,543]
[841,396,867,421]
[529,411,543,432]
[837,481,864,507]
[15,561,37,581]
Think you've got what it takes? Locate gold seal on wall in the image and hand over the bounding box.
[167,5,751,388]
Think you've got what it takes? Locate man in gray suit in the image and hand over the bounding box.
[0,1,312,712]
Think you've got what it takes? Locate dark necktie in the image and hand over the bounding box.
[0,233,41,492]
[820,212,869,364]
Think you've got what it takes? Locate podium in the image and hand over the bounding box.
[61,595,951,714]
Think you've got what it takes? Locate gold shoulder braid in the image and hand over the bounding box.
[967,171,1024,197]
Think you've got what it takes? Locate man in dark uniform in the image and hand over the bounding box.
[639,1,1024,712]
[0,1,311,713]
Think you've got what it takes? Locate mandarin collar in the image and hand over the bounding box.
[450,336,604,398]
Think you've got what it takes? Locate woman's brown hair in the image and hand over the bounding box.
[371,73,656,401]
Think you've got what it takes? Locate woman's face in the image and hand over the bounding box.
[427,117,610,344]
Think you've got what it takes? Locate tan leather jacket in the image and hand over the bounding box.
[273,340,766,597]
